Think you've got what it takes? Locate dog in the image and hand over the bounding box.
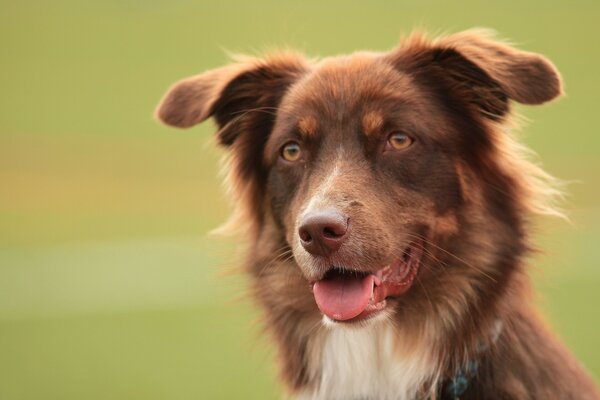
[156,29,599,399]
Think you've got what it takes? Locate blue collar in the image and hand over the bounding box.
[442,319,503,399]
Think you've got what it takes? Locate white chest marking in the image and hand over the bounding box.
[298,321,437,400]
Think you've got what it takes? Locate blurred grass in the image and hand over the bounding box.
[0,0,599,398]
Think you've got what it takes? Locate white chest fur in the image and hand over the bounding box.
[298,320,437,400]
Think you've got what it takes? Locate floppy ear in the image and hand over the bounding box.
[155,53,309,145]
[389,29,563,120]
[156,54,309,231]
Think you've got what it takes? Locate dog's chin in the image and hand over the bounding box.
[309,239,424,324]
[321,306,394,329]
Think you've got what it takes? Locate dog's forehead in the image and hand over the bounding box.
[268,52,440,151]
[279,53,414,123]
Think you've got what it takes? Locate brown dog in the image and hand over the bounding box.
[156,30,599,399]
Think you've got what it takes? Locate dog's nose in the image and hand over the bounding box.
[298,209,348,257]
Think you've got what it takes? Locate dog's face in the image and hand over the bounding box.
[265,56,466,321]
[157,30,562,328]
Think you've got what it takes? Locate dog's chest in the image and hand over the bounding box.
[299,323,436,400]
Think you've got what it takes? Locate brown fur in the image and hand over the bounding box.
[156,30,598,399]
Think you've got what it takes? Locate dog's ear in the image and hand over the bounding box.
[155,53,308,145]
[389,29,563,120]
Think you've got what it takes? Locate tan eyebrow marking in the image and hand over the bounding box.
[298,116,318,137]
[362,111,384,136]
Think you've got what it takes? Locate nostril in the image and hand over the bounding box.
[322,217,349,239]
[299,228,312,243]
[323,227,338,238]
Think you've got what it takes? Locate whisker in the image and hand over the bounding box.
[230,106,280,117]
[257,247,293,277]
[404,232,497,283]
[416,275,435,312]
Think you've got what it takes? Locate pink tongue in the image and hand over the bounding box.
[313,274,375,321]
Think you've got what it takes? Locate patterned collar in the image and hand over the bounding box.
[441,319,504,399]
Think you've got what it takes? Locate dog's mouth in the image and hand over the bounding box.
[312,239,424,322]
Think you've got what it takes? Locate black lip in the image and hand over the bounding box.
[322,267,369,281]
[321,241,416,278]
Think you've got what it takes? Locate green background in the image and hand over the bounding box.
[1,1,598,398]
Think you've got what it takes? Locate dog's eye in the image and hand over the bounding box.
[281,141,302,162]
[387,132,414,151]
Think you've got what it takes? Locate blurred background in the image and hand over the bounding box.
[1,1,599,398]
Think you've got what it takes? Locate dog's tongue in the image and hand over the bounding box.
[313,274,375,321]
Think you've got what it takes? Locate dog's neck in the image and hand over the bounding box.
[295,316,504,400]
[297,319,440,400]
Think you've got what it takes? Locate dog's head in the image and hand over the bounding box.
[157,30,562,329]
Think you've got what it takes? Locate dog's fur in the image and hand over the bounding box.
[156,30,599,399]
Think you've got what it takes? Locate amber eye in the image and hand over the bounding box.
[281,141,302,162]
[387,132,414,150]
